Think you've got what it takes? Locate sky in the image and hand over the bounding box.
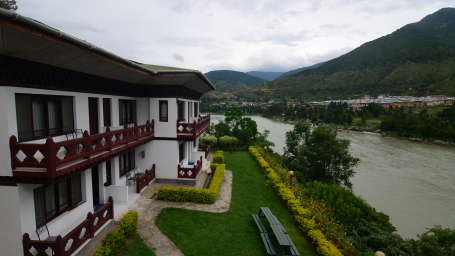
[17,0,455,73]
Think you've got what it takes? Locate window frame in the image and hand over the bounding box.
[15,93,75,142]
[34,172,83,228]
[159,100,168,122]
[119,99,137,126]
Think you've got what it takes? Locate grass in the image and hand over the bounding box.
[155,151,316,256]
[118,233,156,256]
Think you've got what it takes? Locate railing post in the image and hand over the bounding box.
[9,136,18,170]
[22,233,31,256]
[87,212,95,238]
[46,137,57,178]
[55,235,64,256]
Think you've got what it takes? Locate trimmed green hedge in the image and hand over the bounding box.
[157,163,225,204]
[95,210,139,256]
[212,150,225,164]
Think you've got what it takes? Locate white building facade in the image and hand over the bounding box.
[0,9,213,256]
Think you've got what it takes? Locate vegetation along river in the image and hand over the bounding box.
[211,114,455,238]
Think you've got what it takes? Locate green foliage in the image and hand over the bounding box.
[212,150,225,164]
[95,210,139,256]
[0,0,18,10]
[402,226,455,256]
[205,70,266,93]
[157,163,225,204]
[380,104,455,142]
[284,121,359,188]
[199,136,217,147]
[218,136,238,149]
[119,210,139,237]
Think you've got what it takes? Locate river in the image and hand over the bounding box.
[210,114,455,238]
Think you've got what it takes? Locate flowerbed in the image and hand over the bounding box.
[157,159,225,204]
[249,146,344,256]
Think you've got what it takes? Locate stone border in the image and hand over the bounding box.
[130,170,233,256]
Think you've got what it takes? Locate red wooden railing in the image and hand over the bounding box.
[23,197,114,256]
[136,164,156,193]
[176,115,210,140]
[178,156,203,179]
[10,121,154,179]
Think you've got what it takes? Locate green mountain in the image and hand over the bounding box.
[205,70,266,92]
[245,8,455,100]
[279,62,324,78]
[246,71,284,81]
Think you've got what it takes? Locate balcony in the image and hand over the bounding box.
[176,115,210,140]
[10,121,154,180]
[178,156,203,179]
[23,197,114,256]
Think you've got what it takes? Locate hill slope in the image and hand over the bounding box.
[245,8,455,100]
[205,70,266,92]
[279,62,324,78]
[247,71,284,81]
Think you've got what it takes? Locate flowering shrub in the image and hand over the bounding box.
[249,146,346,256]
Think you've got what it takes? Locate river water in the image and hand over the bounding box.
[211,114,455,238]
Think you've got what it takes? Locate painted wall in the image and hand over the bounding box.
[0,185,23,256]
[151,140,179,179]
[150,98,177,138]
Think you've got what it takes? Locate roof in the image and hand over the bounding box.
[0,8,215,94]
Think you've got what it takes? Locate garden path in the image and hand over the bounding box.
[129,170,233,256]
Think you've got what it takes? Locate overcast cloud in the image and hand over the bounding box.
[18,0,455,72]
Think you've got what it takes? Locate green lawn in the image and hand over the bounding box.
[119,233,156,256]
[155,151,316,256]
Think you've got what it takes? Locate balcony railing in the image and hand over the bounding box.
[10,121,154,180]
[136,164,156,193]
[178,156,203,179]
[176,115,210,140]
[22,197,114,256]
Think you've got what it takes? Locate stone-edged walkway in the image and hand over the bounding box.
[129,170,233,256]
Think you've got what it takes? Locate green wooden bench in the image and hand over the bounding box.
[252,207,300,256]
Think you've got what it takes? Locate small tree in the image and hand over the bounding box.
[0,0,18,10]
[284,121,359,188]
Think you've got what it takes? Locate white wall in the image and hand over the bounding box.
[150,98,177,138]
[151,140,179,179]
[0,186,23,256]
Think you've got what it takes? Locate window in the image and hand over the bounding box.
[16,94,74,141]
[34,173,82,228]
[179,142,185,163]
[103,98,112,127]
[177,101,185,121]
[194,102,199,117]
[119,149,135,176]
[159,100,168,122]
[119,100,136,126]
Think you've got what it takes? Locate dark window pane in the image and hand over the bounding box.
[44,185,56,218]
[103,98,112,127]
[119,100,136,126]
[62,97,75,133]
[34,187,46,228]
[16,94,33,140]
[194,103,199,117]
[179,143,185,162]
[57,179,69,210]
[159,100,168,122]
[32,100,46,137]
[71,173,82,206]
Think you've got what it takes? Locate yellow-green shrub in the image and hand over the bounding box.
[248,146,344,256]
[157,164,225,204]
[213,150,225,164]
[95,210,139,256]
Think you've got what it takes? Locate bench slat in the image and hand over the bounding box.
[260,233,277,256]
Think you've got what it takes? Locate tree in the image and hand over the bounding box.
[0,0,18,10]
[284,121,359,188]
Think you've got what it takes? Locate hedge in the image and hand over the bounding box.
[249,146,344,256]
[95,210,139,256]
[200,136,217,147]
[157,163,225,204]
[212,150,225,164]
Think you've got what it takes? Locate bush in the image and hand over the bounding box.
[402,226,455,256]
[218,136,239,149]
[200,136,217,147]
[212,150,224,164]
[95,210,139,256]
[157,163,225,204]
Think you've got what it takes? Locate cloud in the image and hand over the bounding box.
[173,53,185,62]
[16,0,455,73]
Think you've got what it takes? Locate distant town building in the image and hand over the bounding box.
[310,96,455,109]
